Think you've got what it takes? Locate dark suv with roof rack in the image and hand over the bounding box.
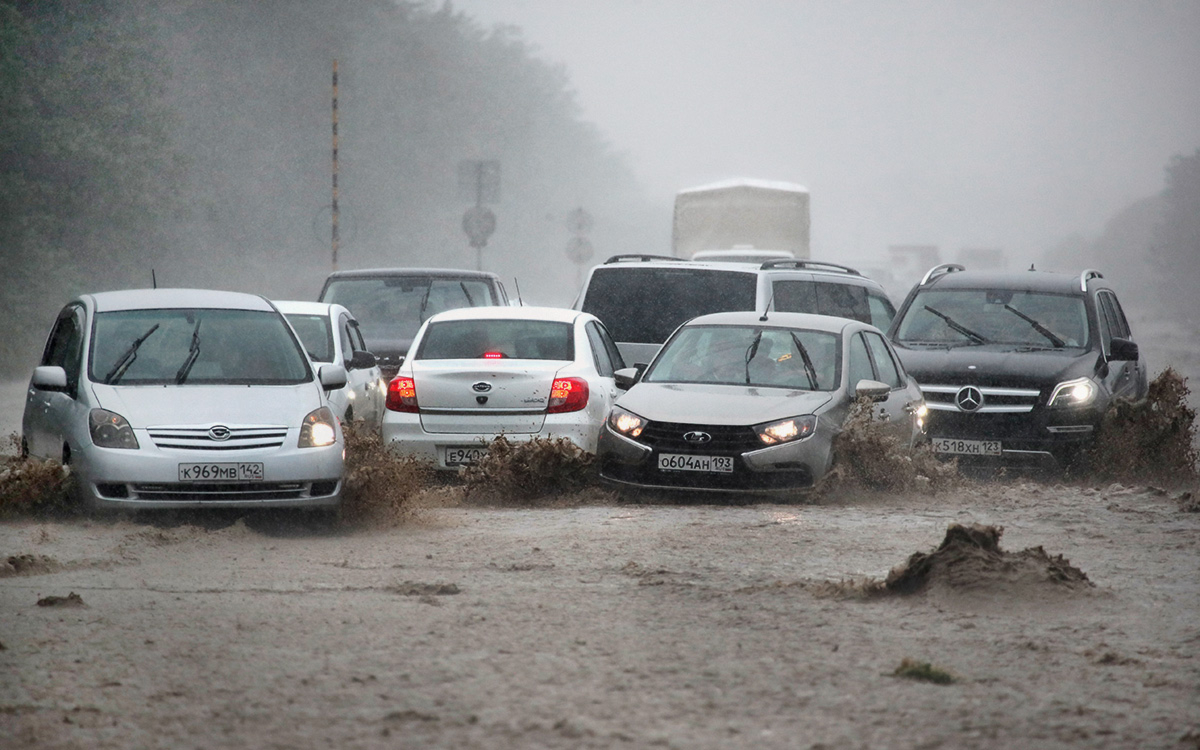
[887,264,1148,468]
[574,255,897,366]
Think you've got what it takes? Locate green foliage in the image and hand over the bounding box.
[892,658,956,685]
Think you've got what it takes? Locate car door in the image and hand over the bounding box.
[850,330,917,442]
[1096,290,1147,402]
[584,320,622,428]
[24,304,87,460]
[342,313,383,423]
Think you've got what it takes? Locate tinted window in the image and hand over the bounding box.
[1097,291,1130,340]
[645,325,840,391]
[285,313,334,362]
[585,321,614,377]
[867,293,896,330]
[894,289,1089,348]
[43,306,85,393]
[773,280,874,323]
[847,333,873,389]
[321,277,498,342]
[581,267,756,344]
[90,309,311,385]
[864,332,902,388]
[416,320,573,361]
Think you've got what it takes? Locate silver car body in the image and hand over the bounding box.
[21,289,346,511]
[382,306,625,469]
[275,300,386,426]
[597,311,925,494]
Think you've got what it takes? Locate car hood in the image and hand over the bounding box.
[892,344,1098,388]
[90,382,324,428]
[618,382,833,425]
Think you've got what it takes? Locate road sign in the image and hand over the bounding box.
[458,160,501,204]
[463,206,497,249]
[566,207,594,235]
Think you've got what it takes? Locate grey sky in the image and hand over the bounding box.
[450,0,1200,269]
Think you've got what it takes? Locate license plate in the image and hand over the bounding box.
[445,447,488,466]
[178,462,264,482]
[932,438,1002,456]
[658,453,734,473]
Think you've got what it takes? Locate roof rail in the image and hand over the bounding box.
[1079,268,1104,292]
[604,254,683,264]
[759,260,861,275]
[919,263,965,286]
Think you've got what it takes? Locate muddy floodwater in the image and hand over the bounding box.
[2,481,1198,749]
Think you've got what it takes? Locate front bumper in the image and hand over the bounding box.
[925,407,1101,466]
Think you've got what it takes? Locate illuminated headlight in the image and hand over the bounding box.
[915,403,928,431]
[299,406,338,448]
[89,409,139,449]
[754,415,817,445]
[1047,377,1097,408]
[608,406,646,439]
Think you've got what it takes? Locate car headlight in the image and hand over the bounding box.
[608,406,647,439]
[754,415,817,445]
[1047,377,1097,408]
[89,409,139,449]
[299,406,338,448]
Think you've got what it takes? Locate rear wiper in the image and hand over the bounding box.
[744,330,763,384]
[788,332,819,389]
[923,305,988,345]
[104,324,160,384]
[1002,304,1065,347]
[175,320,202,384]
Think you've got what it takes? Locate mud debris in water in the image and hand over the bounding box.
[462,436,597,504]
[387,581,460,596]
[36,591,86,608]
[1,553,61,577]
[892,658,956,685]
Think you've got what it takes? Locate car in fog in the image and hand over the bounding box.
[597,311,926,494]
[274,300,385,426]
[382,306,626,469]
[21,289,347,512]
[574,255,896,367]
[887,264,1148,468]
[318,268,509,379]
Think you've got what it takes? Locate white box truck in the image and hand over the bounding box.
[671,178,810,260]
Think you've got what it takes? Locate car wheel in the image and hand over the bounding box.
[344,406,354,424]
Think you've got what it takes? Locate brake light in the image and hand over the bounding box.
[386,376,419,412]
[547,377,588,413]
[483,351,505,359]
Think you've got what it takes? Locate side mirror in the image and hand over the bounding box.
[31,365,68,392]
[1109,337,1139,362]
[614,366,642,390]
[855,379,891,402]
[318,364,348,391]
[347,350,377,370]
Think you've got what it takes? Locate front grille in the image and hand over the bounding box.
[920,385,1040,413]
[639,421,763,453]
[132,482,307,501]
[148,426,288,451]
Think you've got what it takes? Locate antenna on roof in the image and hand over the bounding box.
[152,269,157,289]
[759,288,773,322]
[513,277,523,306]
[1029,263,1036,271]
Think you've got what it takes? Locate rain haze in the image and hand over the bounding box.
[453,0,1200,272]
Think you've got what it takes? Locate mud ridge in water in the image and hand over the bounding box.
[1,553,62,577]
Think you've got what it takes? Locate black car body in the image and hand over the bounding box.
[887,264,1148,468]
[317,268,509,379]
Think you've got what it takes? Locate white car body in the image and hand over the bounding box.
[274,300,386,426]
[381,306,626,469]
[21,289,346,511]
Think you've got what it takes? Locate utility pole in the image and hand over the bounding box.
[331,60,340,271]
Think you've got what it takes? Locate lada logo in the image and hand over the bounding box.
[683,431,712,444]
[208,425,232,441]
[954,386,984,413]
[472,381,493,393]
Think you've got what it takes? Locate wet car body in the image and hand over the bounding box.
[597,311,925,494]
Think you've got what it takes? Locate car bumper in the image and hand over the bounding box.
[382,411,599,470]
[924,408,1100,466]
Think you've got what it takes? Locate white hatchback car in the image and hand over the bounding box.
[21,289,348,511]
[382,306,626,469]
[274,300,385,426]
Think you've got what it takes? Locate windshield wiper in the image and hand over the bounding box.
[744,330,763,384]
[1002,304,1065,347]
[923,305,988,345]
[416,283,433,322]
[175,320,202,384]
[104,324,160,384]
[459,281,476,306]
[788,332,819,389]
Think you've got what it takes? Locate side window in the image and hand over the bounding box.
[772,280,817,313]
[42,306,86,394]
[349,319,369,351]
[585,322,615,378]
[1098,292,1131,340]
[847,333,874,390]
[338,315,355,362]
[864,332,903,388]
[597,321,625,371]
[867,293,896,332]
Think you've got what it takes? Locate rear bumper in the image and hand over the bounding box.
[382,411,599,470]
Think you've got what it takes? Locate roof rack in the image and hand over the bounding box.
[603,254,684,264]
[758,260,861,275]
[919,263,965,286]
[1079,268,1104,292]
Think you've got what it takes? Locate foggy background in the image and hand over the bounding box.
[2,0,1198,379]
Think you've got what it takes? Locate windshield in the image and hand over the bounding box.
[285,314,334,362]
[894,289,1089,348]
[644,325,840,391]
[90,309,311,385]
[321,277,497,342]
[581,267,756,344]
[415,319,573,360]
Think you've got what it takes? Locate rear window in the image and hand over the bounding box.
[415,320,573,361]
[320,277,498,342]
[581,267,756,344]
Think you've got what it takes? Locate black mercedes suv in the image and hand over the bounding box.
[887,264,1148,468]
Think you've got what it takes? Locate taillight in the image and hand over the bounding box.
[483,351,505,359]
[547,377,588,413]
[386,376,419,412]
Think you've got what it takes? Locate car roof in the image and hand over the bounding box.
[425,305,587,325]
[88,288,274,313]
[918,267,1103,294]
[590,256,881,287]
[272,300,350,317]
[323,267,501,281]
[684,310,863,333]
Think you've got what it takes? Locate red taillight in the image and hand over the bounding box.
[386,376,419,412]
[547,377,588,413]
[483,351,505,359]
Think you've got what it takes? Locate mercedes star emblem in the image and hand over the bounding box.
[955,386,984,412]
